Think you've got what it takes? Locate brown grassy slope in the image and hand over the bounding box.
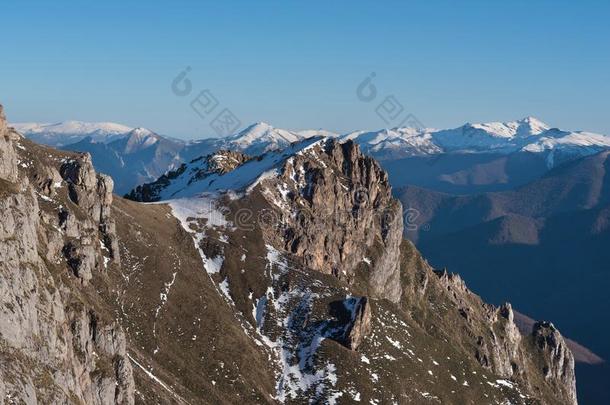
[98,197,276,404]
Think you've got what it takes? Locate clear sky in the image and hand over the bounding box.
[1,0,609,138]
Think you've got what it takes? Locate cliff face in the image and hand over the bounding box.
[0,107,134,404]
[0,106,19,183]
[258,139,403,303]
[533,321,578,404]
[1,102,577,405]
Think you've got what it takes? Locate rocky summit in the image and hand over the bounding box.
[1,103,577,404]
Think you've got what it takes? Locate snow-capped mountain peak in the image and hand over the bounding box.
[121,127,160,153]
[12,120,135,147]
[229,122,301,143]
[14,116,610,175]
[519,116,551,134]
[223,122,304,155]
[338,127,440,159]
[469,116,550,139]
[130,127,154,137]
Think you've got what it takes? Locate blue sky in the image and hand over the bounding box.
[1,0,609,138]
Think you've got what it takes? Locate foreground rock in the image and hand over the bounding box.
[0,106,133,404]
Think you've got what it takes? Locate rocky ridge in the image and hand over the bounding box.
[128,135,577,403]
[259,139,404,303]
[125,149,251,202]
[1,101,578,404]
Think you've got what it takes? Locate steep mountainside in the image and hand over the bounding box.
[126,134,577,404]
[3,103,577,404]
[0,107,134,404]
[396,152,610,403]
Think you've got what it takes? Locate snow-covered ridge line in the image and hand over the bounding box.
[11,120,162,147]
[143,136,325,200]
[15,116,610,163]
[12,120,134,135]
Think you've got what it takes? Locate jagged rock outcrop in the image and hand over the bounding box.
[127,138,404,302]
[433,270,524,375]
[193,149,250,176]
[0,105,134,404]
[126,133,577,403]
[60,154,120,266]
[340,297,372,350]
[160,136,577,402]
[259,139,403,303]
[533,321,578,404]
[405,262,577,404]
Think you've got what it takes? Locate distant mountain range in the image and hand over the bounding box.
[12,120,136,146]
[12,117,610,194]
[12,121,336,193]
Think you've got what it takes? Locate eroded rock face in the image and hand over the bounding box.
[533,321,577,404]
[63,240,97,283]
[260,139,403,303]
[408,266,578,405]
[0,105,134,404]
[60,155,114,223]
[60,155,120,267]
[0,194,134,403]
[0,106,20,183]
[235,138,577,403]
